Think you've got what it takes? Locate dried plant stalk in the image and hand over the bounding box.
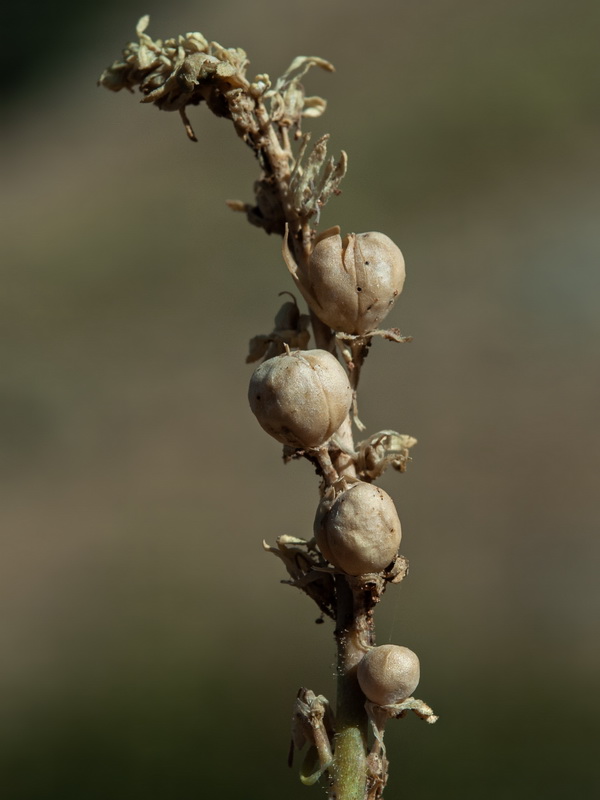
[99,17,437,799]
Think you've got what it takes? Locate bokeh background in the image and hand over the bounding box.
[2,0,599,797]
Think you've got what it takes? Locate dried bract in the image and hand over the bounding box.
[266,55,333,127]
[358,645,420,706]
[246,295,311,363]
[263,535,335,620]
[288,136,348,223]
[356,430,417,481]
[290,688,335,785]
[248,349,352,450]
[314,482,401,575]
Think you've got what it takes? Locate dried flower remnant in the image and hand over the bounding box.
[246,293,311,364]
[98,16,345,239]
[355,431,418,481]
[98,16,248,135]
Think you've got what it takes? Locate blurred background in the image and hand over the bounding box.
[1,0,599,797]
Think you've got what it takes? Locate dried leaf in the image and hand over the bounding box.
[273,55,334,94]
[302,96,327,118]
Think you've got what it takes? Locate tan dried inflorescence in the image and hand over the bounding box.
[99,20,437,798]
[98,16,249,121]
[99,17,347,237]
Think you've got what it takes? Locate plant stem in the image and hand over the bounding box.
[307,260,371,799]
[251,86,376,800]
[331,575,370,800]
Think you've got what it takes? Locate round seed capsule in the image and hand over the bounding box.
[248,349,352,450]
[307,229,405,334]
[357,645,420,706]
[314,481,401,575]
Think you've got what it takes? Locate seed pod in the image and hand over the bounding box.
[357,645,420,706]
[284,227,405,334]
[314,481,401,575]
[248,349,352,450]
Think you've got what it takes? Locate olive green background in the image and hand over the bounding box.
[1,1,599,797]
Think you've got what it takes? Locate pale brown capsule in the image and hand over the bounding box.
[284,227,405,334]
[314,481,401,575]
[248,349,352,450]
[357,645,420,706]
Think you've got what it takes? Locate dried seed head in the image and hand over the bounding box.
[357,645,420,706]
[286,227,405,334]
[248,349,352,449]
[314,481,401,575]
